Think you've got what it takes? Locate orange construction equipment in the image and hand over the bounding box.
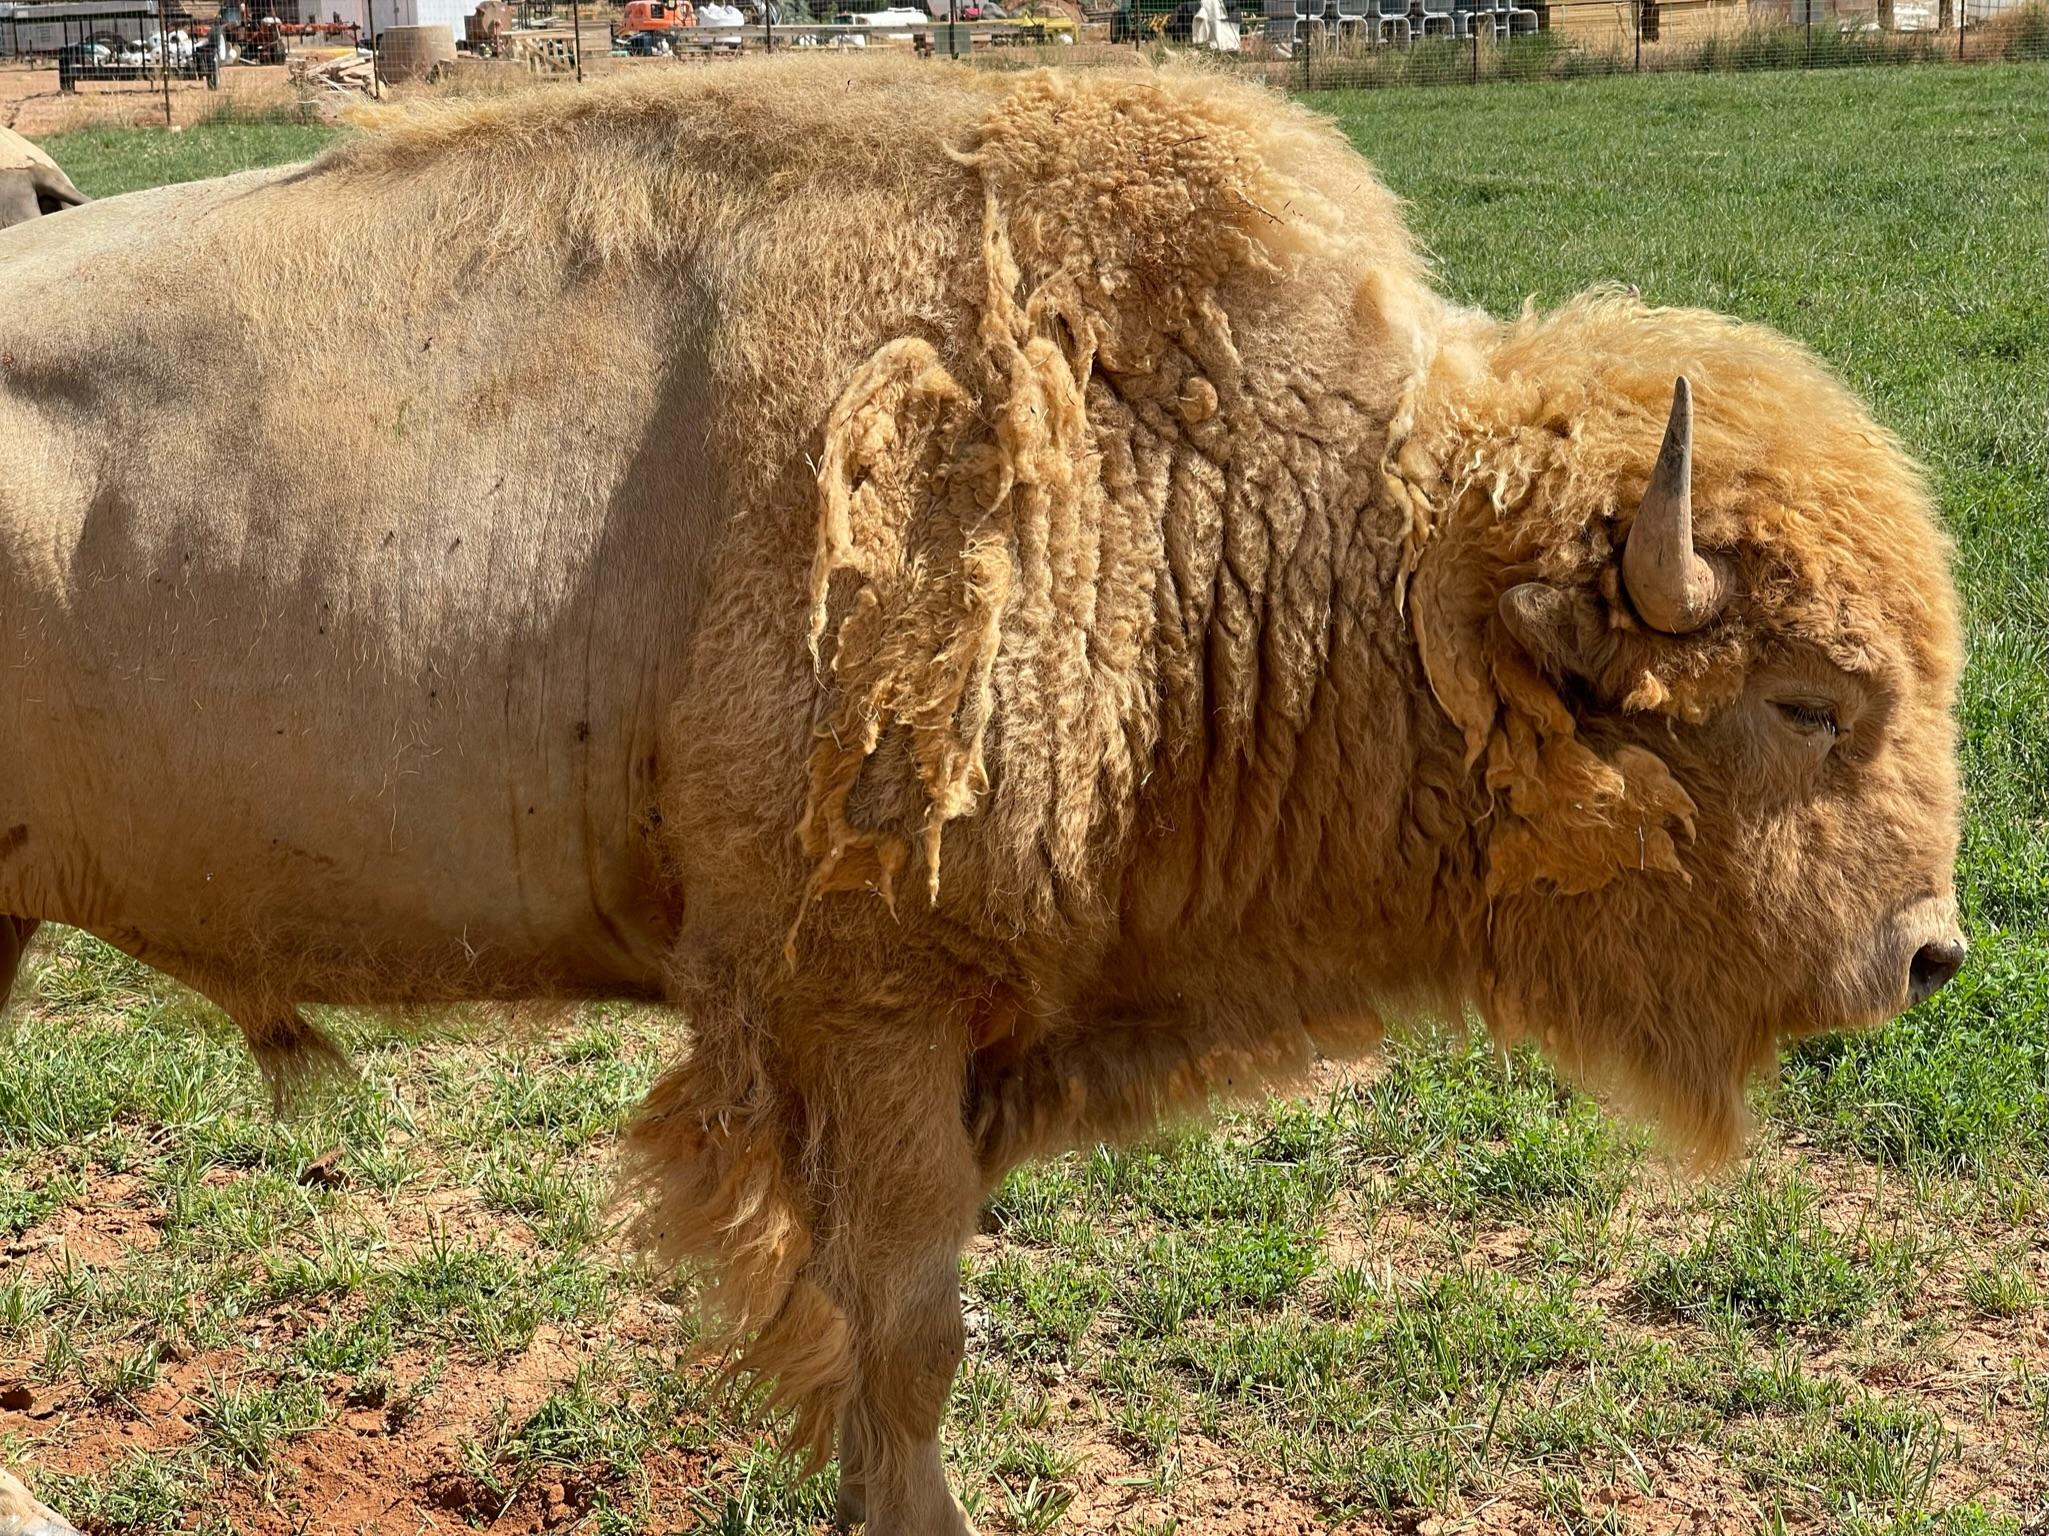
[620,0,695,28]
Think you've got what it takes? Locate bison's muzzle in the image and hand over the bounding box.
[1907,933,1967,1008]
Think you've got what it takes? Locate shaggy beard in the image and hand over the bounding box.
[1479,886,1782,1168]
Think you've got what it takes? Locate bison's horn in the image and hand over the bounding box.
[1622,377,1729,635]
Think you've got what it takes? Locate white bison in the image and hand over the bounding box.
[0,61,1963,1532]
[0,127,85,229]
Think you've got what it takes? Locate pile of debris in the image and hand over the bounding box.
[505,29,580,74]
[290,48,378,94]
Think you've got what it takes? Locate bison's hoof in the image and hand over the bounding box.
[0,1470,81,1536]
[863,1498,977,1536]
[834,1472,868,1527]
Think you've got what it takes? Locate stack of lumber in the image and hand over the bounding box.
[292,48,377,92]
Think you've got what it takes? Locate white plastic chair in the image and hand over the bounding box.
[1365,0,1410,42]
[1419,0,1461,35]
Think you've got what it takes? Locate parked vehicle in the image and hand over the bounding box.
[56,30,218,88]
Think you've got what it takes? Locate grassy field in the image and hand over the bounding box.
[5,61,2046,1536]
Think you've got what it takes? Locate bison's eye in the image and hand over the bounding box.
[1774,700,1841,739]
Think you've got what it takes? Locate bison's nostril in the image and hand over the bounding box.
[1908,937,1967,1006]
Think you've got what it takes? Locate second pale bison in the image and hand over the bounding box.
[0,62,1963,1532]
[0,127,84,229]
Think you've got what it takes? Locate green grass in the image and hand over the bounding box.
[1637,1170,1877,1331]
[2,60,2045,1536]
[34,121,337,200]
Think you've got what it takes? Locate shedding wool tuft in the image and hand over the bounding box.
[789,67,1355,933]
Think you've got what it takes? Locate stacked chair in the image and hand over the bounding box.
[1265,0,1326,50]
[1367,0,1413,43]
[1418,0,1463,36]
[1278,0,1540,50]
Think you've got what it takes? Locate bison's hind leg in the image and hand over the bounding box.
[0,916,40,1012]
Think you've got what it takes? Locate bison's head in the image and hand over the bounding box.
[1406,293,1965,1159]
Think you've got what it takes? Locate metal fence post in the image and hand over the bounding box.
[1805,0,1812,63]
[571,0,583,81]
[1958,0,1966,58]
[1634,0,1641,69]
[366,0,381,98]
[157,0,171,125]
[1471,8,1479,80]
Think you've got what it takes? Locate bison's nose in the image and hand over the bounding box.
[1908,936,1967,1007]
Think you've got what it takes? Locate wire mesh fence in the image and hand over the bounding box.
[955,0,2048,86]
[559,0,2046,87]
[545,0,2046,90]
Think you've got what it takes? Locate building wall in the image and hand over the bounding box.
[360,0,481,32]
[1,1,163,54]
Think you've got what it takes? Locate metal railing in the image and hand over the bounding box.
[580,0,2047,87]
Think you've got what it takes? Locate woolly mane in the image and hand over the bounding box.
[582,60,1446,939]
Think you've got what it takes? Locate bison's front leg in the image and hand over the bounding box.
[836,1404,870,1526]
[625,993,981,1534]
[831,1241,972,1533]
[811,1030,981,1535]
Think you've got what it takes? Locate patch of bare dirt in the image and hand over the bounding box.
[0,61,305,134]
[4,1170,159,1277]
[997,1426,1337,1536]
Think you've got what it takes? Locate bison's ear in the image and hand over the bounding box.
[1496,582,1612,684]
